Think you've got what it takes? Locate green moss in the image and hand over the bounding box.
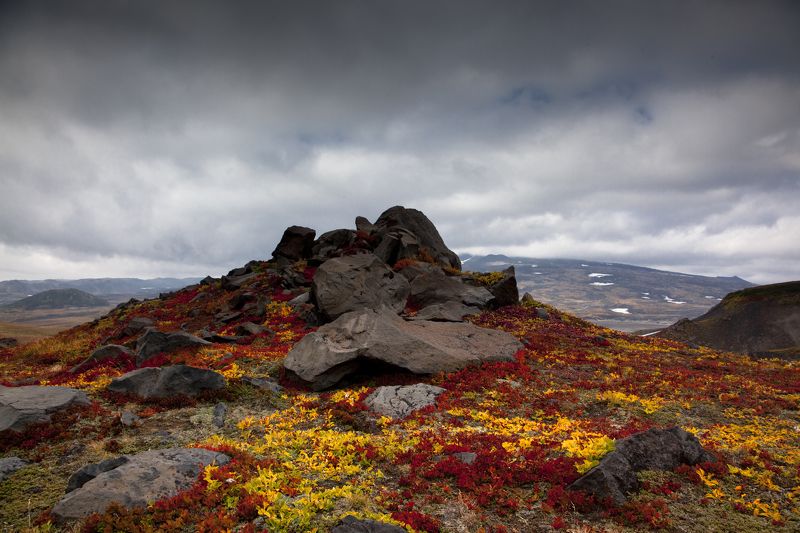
[0,463,66,530]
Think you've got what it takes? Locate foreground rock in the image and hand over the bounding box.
[312,254,410,321]
[52,448,230,521]
[284,308,522,389]
[135,329,211,366]
[70,344,134,374]
[0,457,27,481]
[486,266,519,308]
[409,268,493,309]
[0,385,90,432]
[332,515,406,533]
[107,365,225,399]
[568,427,714,504]
[271,225,316,262]
[373,206,461,270]
[365,384,446,419]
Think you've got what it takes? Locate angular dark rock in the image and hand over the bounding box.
[0,385,91,432]
[332,515,406,533]
[568,427,714,504]
[52,448,230,522]
[70,344,135,374]
[199,275,216,286]
[135,329,211,366]
[234,322,273,337]
[374,206,461,270]
[212,402,227,428]
[0,337,19,349]
[220,272,258,291]
[373,228,420,266]
[409,269,493,309]
[271,225,316,262]
[0,457,27,481]
[228,292,255,310]
[409,301,481,322]
[107,365,225,400]
[284,308,522,390]
[311,228,356,261]
[312,253,410,321]
[65,456,130,493]
[487,266,519,308]
[355,216,377,234]
[122,316,155,337]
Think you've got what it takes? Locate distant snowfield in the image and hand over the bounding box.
[591,282,615,286]
[611,308,631,314]
[664,296,687,305]
[588,273,612,278]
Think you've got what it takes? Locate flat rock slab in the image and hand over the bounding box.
[568,427,714,504]
[52,447,230,521]
[135,329,211,366]
[107,364,225,399]
[0,385,91,432]
[332,515,406,533]
[284,308,523,389]
[0,456,27,481]
[410,301,481,322]
[365,383,446,419]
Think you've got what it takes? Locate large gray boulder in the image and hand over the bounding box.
[51,448,230,521]
[568,427,714,504]
[311,228,356,261]
[409,269,493,309]
[121,316,155,337]
[312,254,410,321]
[0,385,91,432]
[271,225,316,262]
[409,301,481,322]
[107,365,225,399]
[487,266,519,308]
[135,329,211,366]
[284,308,522,389]
[374,206,461,270]
[365,384,446,419]
[70,344,134,374]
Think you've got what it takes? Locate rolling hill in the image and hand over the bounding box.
[1,288,109,310]
[461,254,753,331]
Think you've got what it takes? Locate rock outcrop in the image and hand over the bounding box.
[0,385,91,432]
[373,206,461,270]
[312,254,410,321]
[52,448,230,521]
[271,225,316,263]
[568,427,714,504]
[365,383,446,419]
[135,329,211,366]
[284,308,522,389]
[107,365,225,399]
[409,268,493,309]
[70,344,135,374]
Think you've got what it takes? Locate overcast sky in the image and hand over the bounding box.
[1,1,798,284]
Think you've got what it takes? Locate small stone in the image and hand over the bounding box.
[365,383,446,419]
[212,402,227,428]
[452,452,477,465]
[0,457,28,481]
[241,376,283,394]
[120,410,140,427]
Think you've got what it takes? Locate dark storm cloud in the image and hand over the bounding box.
[1,0,799,283]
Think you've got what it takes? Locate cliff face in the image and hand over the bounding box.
[657,281,800,359]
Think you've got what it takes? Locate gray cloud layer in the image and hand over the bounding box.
[1,1,798,283]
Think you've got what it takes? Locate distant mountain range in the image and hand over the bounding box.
[461,254,754,331]
[1,288,109,310]
[0,277,201,307]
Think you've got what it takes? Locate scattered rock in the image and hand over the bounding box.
[235,322,273,337]
[521,292,536,306]
[535,308,550,320]
[568,427,714,504]
[0,385,91,432]
[355,216,377,234]
[452,451,478,465]
[122,316,155,337]
[332,515,406,533]
[311,229,356,261]
[374,206,461,270]
[212,402,227,428]
[107,365,225,400]
[241,376,283,394]
[409,268,493,309]
[220,272,258,291]
[487,266,519,308]
[119,410,140,427]
[135,329,211,366]
[199,330,244,344]
[288,291,311,307]
[312,254,410,321]
[365,383,446,419]
[52,448,230,522]
[0,456,27,481]
[0,337,19,349]
[284,308,523,389]
[271,225,316,262]
[70,344,135,374]
[65,456,130,493]
[409,301,481,322]
[228,292,256,310]
[199,275,216,286]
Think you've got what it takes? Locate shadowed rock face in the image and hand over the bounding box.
[283,308,523,390]
[107,365,225,399]
[374,206,461,270]
[52,448,230,521]
[568,427,714,504]
[657,281,800,359]
[135,329,211,366]
[271,225,316,262]
[312,254,410,321]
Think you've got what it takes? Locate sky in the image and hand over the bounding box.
[1,1,799,285]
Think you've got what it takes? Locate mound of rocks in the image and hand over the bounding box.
[284,308,522,389]
[107,364,225,399]
[52,448,230,521]
[0,385,90,432]
[568,427,714,504]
